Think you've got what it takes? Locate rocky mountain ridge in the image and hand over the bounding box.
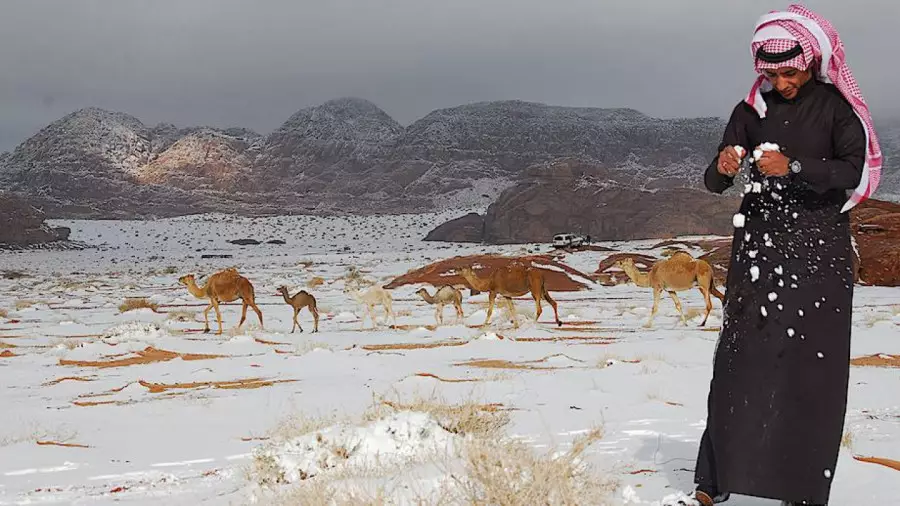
[1,99,897,219]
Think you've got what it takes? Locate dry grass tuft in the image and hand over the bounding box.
[449,427,616,505]
[841,429,854,450]
[14,300,36,311]
[118,297,159,313]
[365,392,510,439]
[296,341,332,355]
[166,310,197,322]
[306,277,325,289]
[270,481,387,506]
[0,308,7,319]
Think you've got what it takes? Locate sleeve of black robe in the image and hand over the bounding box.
[704,103,752,194]
[792,97,866,194]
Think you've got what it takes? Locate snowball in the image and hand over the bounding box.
[817,352,825,359]
[732,213,746,228]
[752,182,763,193]
[748,250,758,259]
[768,292,778,302]
[787,328,796,337]
[761,306,768,317]
[750,266,760,282]
[774,265,783,275]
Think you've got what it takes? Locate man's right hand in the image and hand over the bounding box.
[717,146,742,177]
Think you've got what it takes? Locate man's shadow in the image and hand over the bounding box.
[634,436,775,505]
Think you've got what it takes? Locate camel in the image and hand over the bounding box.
[459,263,561,329]
[416,285,464,326]
[277,286,319,333]
[344,284,395,329]
[178,268,264,335]
[615,253,725,328]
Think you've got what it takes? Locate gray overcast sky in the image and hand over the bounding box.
[1,0,897,151]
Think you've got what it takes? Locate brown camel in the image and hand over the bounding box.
[416,285,464,326]
[277,286,319,333]
[459,263,561,328]
[615,253,725,327]
[178,268,264,335]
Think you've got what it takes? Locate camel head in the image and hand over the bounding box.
[276,285,289,296]
[415,287,429,296]
[458,266,476,278]
[178,274,196,287]
[614,258,634,270]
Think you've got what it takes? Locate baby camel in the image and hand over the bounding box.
[416,285,464,326]
[616,253,725,328]
[277,286,319,333]
[345,284,395,329]
[459,263,561,328]
[178,268,264,335]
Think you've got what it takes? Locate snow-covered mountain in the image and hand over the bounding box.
[2,98,894,219]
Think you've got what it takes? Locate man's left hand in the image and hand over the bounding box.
[757,151,790,177]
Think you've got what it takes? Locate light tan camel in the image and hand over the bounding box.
[344,284,395,329]
[416,285,464,326]
[459,263,561,328]
[615,253,725,327]
[178,268,264,335]
[277,286,319,333]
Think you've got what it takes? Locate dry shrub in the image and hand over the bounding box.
[841,429,854,449]
[365,392,509,439]
[0,308,7,319]
[118,298,159,313]
[1,270,27,280]
[450,427,616,505]
[307,277,325,289]
[273,484,386,506]
[14,300,35,311]
[166,310,196,322]
[266,413,342,443]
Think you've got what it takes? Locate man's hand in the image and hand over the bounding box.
[757,151,790,177]
[717,146,742,176]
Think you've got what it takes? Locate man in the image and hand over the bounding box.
[689,5,881,506]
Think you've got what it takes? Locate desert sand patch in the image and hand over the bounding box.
[59,346,225,368]
[850,354,900,368]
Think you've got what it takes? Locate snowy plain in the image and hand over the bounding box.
[0,210,898,505]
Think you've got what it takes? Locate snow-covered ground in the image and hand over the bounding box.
[0,212,898,505]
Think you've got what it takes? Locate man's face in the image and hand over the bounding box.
[762,67,812,100]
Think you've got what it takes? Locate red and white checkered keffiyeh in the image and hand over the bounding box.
[744,4,882,212]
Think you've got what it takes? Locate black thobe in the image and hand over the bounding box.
[695,79,865,505]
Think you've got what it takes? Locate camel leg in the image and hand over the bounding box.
[293,308,303,333]
[645,288,662,328]
[238,302,248,332]
[542,286,561,327]
[366,304,377,329]
[202,302,213,333]
[667,290,687,326]
[484,292,497,326]
[212,299,224,335]
[434,304,441,327]
[505,297,519,329]
[455,300,464,323]
[252,302,264,330]
[698,287,712,327]
[310,306,319,333]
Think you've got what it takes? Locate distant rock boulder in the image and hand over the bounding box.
[228,238,261,246]
[0,193,71,248]
[424,213,484,243]
[851,198,900,286]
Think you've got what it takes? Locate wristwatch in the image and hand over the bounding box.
[789,158,802,175]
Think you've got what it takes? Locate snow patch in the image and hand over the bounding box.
[252,411,458,483]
